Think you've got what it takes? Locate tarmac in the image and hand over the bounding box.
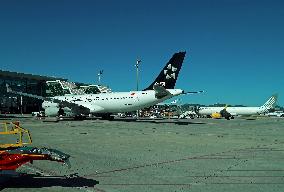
[1,116,284,192]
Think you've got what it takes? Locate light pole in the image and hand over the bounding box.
[98,70,103,85]
[17,84,23,115]
[135,59,141,119]
[135,59,141,91]
[20,96,23,115]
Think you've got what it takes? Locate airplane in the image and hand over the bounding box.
[157,91,204,106]
[156,98,181,106]
[7,52,197,120]
[170,99,180,105]
[197,94,278,119]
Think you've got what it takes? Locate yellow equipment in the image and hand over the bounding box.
[211,105,229,119]
[211,112,222,119]
[0,122,32,149]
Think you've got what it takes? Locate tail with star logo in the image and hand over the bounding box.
[143,51,186,90]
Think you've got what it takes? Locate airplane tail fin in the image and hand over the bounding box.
[260,94,278,110]
[143,51,186,90]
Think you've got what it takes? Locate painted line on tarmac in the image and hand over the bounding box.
[22,164,52,176]
[83,141,282,178]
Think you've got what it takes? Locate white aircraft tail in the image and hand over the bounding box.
[260,94,278,111]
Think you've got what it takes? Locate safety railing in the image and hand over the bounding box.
[0,122,32,149]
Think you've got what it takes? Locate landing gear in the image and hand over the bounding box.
[225,116,230,120]
[220,108,232,120]
[101,113,114,121]
[58,107,66,116]
[74,115,87,120]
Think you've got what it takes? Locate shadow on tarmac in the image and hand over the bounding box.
[114,118,206,125]
[0,174,99,190]
[39,117,207,125]
[0,115,32,121]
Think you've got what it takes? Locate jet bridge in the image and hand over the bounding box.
[45,80,112,96]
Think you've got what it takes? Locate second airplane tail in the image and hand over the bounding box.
[260,94,278,111]
[143,51,186,90]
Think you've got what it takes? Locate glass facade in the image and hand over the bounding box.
[82,86,101,94]
[0,70,66,114]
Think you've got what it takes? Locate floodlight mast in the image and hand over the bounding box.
[135,59,141,119]
[135,59,141,91]
[98,70,103,85]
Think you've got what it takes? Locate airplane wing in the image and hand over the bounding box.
[6,84,46,100]
[6,84,95,114]
[51,98,104,114]
[157,99,180,106]
[153,85,171,99]
[51,98,91,113]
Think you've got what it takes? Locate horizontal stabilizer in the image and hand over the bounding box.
[153,84,171,99]
[183,90,204,95]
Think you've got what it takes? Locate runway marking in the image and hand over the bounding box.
[99,183,191,186]
[93,175,284,178]
[82,141,283,190]
[22,164,51,176]
[226,169,284,172]
[98,182,284,185]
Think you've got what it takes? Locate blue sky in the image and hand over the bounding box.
[0,0,283,106]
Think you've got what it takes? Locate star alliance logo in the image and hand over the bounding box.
[164,63,177,80]
[154,82,166,87]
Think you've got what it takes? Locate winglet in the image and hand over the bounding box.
[183,90,204,95]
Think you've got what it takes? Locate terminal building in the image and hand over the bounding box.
[0,70,112,114]
[0,70,67,114]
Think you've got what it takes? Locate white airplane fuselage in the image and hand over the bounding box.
[42,89,183,116]
[199,107,266,116]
